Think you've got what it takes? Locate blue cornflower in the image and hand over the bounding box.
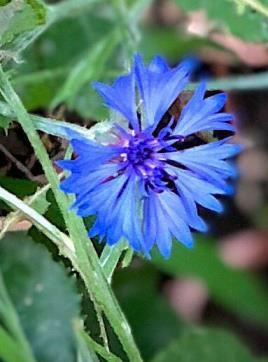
[57,54,240,258]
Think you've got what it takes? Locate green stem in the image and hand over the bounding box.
[94,303,110,352]
[100,241,128,282]
[0,65,142,361]
[80,329,122,362]
[0,186,75,256]
[0,182,51,239]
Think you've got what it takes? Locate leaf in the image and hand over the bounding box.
[173,0,268,42]
[51,29,120,108]
[152,236,268,329]
[151,327,256,362]
[0,114,11,129]
[113,265,186,360]
[0,176,37,197]
[0,98,112,140]
[0,327,27,362]
[0,232,80,362]
[140,26,220,62]
[0,0,47,60]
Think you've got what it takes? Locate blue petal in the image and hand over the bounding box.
[134,53,193,129]
[56,137,122,174]
[88,173,146,254]
[165,139,240,186]
[92,68,139,131]
[60,163,119,194]
[158,191,195,248]
[148,55,170,73]
[169,167,228,213]
[143,190,194,258]
[174,82,234,136]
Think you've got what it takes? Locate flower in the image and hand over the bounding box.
[57,54,240,258]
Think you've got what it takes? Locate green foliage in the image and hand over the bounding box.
[0,114,11,129]
[173,0,268,42]
[1,0,268,361]
[152,236,268,329]
[140,26,220,62]
[151,327,256,362]
[0,176,37,197]
[0,233,80,362]
[0,0,46,59]
[51,29,120,110]
[13,13,118,118]
[114,265,185,360]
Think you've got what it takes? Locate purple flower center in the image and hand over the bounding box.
[114,131,177,193]
[127,135,157,164]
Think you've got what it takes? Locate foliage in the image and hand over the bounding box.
[152,236,268,328]
[0,233,80,362]
[173,0,268,42]
[151,327,256,362]
[0,0,268,361]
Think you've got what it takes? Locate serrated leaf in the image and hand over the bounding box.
[173,0,268,42]
[152,236,268,329]
[0,232,80,362]
[151,327,255,362]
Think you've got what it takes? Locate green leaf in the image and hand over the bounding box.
[0,176,37,197]
[152,236,268,329]
[0,232,80,362]
[0,0,47,60]
[0,326,28,362]
[151,327,255,362]
[0,114,11,129]
[113,265,185,360]
[51,29,120,108]
[173,0,268,42]
[140,26,220,62]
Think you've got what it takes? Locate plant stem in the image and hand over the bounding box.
[100,241,128,282]
[79,329,122,362]
[0,65,142,361]
[0,186,75,255]
[0,182,51,239]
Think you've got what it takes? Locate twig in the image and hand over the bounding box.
[0,144,36,182]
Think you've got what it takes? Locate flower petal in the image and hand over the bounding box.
[165,139,240,188]
[93,68,139,131]
[134,54,193,129]
[174,82,234,136]
[143,190,194,258]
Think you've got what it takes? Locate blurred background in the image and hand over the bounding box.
[1,0,268,361]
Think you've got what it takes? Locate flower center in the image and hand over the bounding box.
[127,136,154,165]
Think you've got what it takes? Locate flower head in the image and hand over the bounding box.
[57,54,240,258]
